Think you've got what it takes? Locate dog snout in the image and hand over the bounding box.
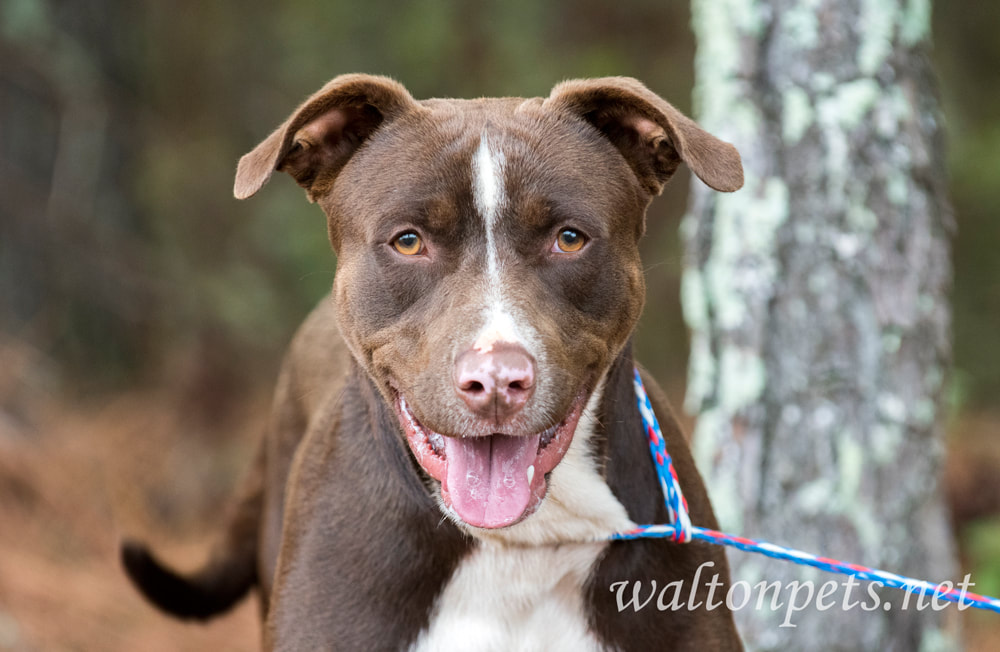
[454,344,536,423]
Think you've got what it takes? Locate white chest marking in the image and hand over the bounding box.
[409,543,607,652]
[411,385,634,652]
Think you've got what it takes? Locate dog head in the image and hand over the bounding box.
[235,74,742,530]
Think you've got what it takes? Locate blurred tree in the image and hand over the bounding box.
[0,0,151,388]
[684,0,959,649]
[0,0,696,409]
[934,2,1000,411]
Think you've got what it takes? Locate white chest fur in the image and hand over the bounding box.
[411,385,634,652]
[409,541,608,652]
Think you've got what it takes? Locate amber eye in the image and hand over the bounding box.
[554,228,586,253]
[392,231,423,256]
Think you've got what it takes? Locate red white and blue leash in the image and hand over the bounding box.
[621,367,1000,614]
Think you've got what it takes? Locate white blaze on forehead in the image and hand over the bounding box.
[471,131,532,354]
[473,132,504,231]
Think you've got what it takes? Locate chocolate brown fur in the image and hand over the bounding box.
[122,75,744,650]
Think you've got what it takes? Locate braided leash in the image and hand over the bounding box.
[619,367,1000,615]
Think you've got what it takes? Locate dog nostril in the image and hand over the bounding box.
[508,380,525,391]
[463,380,485,394]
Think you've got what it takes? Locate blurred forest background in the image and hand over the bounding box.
[0,0,997,650]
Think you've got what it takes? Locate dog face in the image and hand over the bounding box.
[235,75,741,530]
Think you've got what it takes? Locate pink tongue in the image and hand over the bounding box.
[443,433,541,528]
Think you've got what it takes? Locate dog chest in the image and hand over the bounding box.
[409,541,609,652]
[410,386,631,651]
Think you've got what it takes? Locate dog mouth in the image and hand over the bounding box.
[393,389,589,530]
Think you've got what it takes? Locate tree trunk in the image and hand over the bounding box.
[684,1,960,649]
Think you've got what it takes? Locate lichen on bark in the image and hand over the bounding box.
[685,1,960,649]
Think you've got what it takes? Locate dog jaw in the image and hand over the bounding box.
[394,388,589,529]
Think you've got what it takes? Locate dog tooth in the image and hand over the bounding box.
[428,431,445,454]
[526,465,534,484]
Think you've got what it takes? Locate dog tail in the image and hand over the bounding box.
[120,444,263,620]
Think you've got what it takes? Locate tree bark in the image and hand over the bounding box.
[684,0,960,649]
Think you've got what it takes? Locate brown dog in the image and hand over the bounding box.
[122,74,744,650]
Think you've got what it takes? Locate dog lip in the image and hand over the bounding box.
[394,391,580,463]
[394,393,448,482]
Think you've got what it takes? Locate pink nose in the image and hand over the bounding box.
[455,344,536,422]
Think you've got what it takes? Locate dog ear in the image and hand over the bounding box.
[545,77,743,195]
[234,74,421,201]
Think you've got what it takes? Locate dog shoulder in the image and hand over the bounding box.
[285,296,350,404]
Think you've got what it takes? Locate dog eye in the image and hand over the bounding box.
[553,228,587,254]
[392,231,424,256]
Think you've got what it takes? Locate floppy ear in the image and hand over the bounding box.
[234,74,421,201]
[545,77,743,195]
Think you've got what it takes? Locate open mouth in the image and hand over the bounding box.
[394,389,589,529]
